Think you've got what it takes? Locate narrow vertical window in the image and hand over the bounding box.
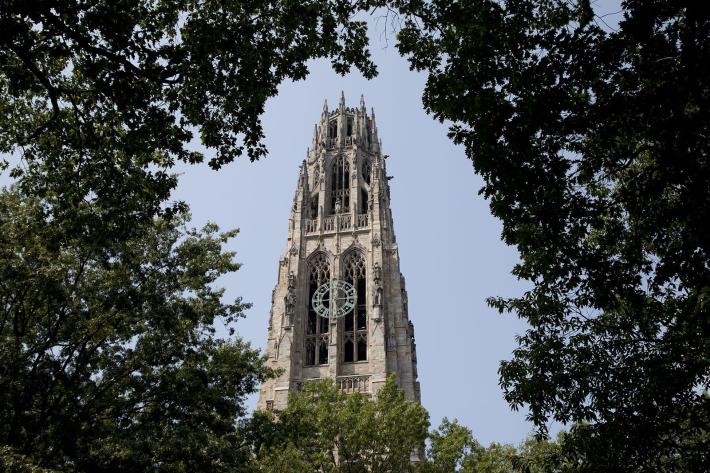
[362,158,371,185]
[330,155,350,214]
[310,198,318,219]
[343,251,367,362]
[305,253,330,366]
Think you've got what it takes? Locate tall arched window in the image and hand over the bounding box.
[342,251,367,363]
[330,155,349,214]
[305,253,330,366]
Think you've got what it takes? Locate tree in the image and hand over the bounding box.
[0,2,396,470]
[421,418,568,473]
[0,188,270,472]
[396,0,710,470]
[0,0,387,250]
[422,418,481,473]
[251,377,429,472]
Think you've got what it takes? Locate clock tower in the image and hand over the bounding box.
[257,94,420,410]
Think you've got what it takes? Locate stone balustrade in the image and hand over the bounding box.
[356,213,369,228]
[337,374,371,394]
[338,214,351,231]
[305,219,318,233]
[323,216,335,231]
[323,136,356,149]
[304,214,369,235]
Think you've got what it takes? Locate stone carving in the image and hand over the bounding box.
[285,271,296,327]
[387,334,396,351]
[401,275,409,315]
[372,235,381,247]
[312,163,320,184]
[289,245,298,256]
[373,262,383,307]
[409,321,417,362]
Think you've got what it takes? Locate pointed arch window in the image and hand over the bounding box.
[305,253,330,366]
[330,155,350,214]
[342,251,367,363]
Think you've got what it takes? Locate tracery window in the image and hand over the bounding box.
[330,155,349,214]
[305,253,330,365]
[342,251,367,363]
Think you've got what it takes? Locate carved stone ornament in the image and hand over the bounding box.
[285,271,296,326]
[373,262,383,307]
[387,334,396,351]
[372,235,381,247]
[289,245,299,256]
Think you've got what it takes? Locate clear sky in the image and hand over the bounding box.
[173,38,536,446]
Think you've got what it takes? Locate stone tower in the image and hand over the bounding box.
[258,93,420,410]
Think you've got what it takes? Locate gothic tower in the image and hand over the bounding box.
[258,93,420,410]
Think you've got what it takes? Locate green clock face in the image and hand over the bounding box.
[312,279,356,319]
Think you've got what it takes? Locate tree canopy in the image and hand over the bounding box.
[0,188,270,472]
[251,377,429,472]
[0,1,397,470]
[396,0,710,469]
[1,0,385,249]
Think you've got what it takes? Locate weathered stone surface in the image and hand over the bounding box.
[258,95,420,410]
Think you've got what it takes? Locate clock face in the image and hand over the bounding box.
[312,279,356,319]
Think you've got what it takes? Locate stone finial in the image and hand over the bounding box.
[322,99,328,115]
[360,94,366,111]
[339,91,346,110]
